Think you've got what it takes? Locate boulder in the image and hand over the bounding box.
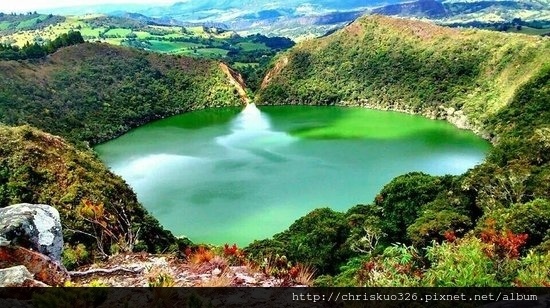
[0,265,33,286]
[0,265,48,287]
[0,246,69,286]
[0,204,63,262]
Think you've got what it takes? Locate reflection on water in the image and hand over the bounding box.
[111,154,204,181]
[215,103,296,152]
[95,105,490,246]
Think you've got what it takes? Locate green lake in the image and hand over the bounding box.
[94,105,490,246]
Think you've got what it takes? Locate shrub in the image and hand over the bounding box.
[358,244,424,287]
[515,251,550,286]
[376,172,452,243]
[506,199,550,248]
[62,243,90,270]
[424,236,500,286]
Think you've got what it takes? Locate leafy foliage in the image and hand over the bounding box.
[515,251,550,287]
[424,236,500,286]
[0,31,84,60]
[246,208,353,275]
[0,125,178,258]
[0,43,242,144]
[375,172,453,243]
[252,16,550,287]
[258,15,550,132]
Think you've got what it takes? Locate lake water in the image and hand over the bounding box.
[95,105,490,246]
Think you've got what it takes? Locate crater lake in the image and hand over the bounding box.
[95,105,490,245]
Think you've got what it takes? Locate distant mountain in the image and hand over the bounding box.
[11,0,550,40]
[372,0,447,18]
[40,3,162,15]
[120,0,550,39]
[372,0,550,20]
[36,1,406,39]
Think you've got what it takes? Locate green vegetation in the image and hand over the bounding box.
[246,208,353,274]
[0,12,65,35]
[0,42,243,144]
[445,18,550,37]
[0,14,294,97]
[257,15,549,134]
[0,125,179,263]
[0,34,243,263]
[0,31,84,60]
[249,15,550,286]
[0,13,548,286]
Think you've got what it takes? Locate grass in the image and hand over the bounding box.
[233,62,259,68]
[104,38,125,45]
[0,14,285,66]
[80,27,106,37]
[506,26,550,36]
[236,42,269,51]
[0,21,10,30]
[134,31,151,39]
[196,48,229,57]
[295,263,316,286]
[164,33,186,39]
[104,28,132,37]
[16,16,43,30]
[148,40,191,53]
[187,26,206,35]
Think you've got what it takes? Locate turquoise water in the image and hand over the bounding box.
[95,105,490,245]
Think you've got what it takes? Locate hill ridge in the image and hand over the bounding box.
[0,42,243,144]
[258,15,550,139]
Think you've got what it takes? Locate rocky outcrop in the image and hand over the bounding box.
[0,265,33,286]
[219,62,250,104]
[0,246,69,286]
[261,56,288,89]
[0,265,48,287]
[0,204,69,286]
[0,203,63,261]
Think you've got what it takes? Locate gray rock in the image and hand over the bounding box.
[0,204,63,261]
[0,265,33,286]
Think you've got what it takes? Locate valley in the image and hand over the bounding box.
[0,0,549,290]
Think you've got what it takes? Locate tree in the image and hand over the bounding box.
[376,172,451,243]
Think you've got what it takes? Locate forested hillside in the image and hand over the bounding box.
[258,15,549,137]
[0,14,548,285]
[0,39,242,264]
[0,42,243,144]
[0,125,181,267]
[248,15,550,286]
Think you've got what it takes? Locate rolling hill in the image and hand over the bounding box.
[0,39,245,261]
[249,15,550,286]
[0,42,243,144]
[0,125,180,265]
[257,15,550,138]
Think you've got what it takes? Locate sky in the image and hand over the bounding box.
[0,0,176,13]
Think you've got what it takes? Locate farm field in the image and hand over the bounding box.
[0,13,294,68]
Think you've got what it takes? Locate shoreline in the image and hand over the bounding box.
[256,99,495,144]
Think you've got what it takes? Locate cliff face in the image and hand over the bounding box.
[219,62,250,104]
[257,15,550,139]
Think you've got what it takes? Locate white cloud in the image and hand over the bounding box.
[0,0,175,13]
